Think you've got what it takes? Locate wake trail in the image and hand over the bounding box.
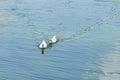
[31,1,120,45]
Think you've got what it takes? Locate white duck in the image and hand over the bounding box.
[39,40,47,49]
[51,35,57,43]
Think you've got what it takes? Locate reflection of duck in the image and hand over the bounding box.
[48,39,52,47]
[39,40,47,49]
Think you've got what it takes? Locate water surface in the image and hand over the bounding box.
[0,0,120,80]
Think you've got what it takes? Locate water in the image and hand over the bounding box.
[0,0,120,80]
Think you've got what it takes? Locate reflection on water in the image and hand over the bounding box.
[99,42,120,80]
[41,48,44,55]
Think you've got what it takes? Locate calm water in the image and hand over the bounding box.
[0,0,120,80]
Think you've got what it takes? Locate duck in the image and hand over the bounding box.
[51,35,57,43]
[48,36,57,47]
[39,40,47,49]
[48,35,57,44]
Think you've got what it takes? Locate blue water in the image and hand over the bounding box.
[0,0,120,80]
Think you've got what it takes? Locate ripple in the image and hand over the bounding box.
[28,1,120,46]
[94,0,120,2]
[99,41,120,80]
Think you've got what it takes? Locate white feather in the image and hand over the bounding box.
[51,36,57,43]
[39,40,47,48]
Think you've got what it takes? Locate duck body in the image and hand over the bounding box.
[39,40,47,49]
[51,36,57,43]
